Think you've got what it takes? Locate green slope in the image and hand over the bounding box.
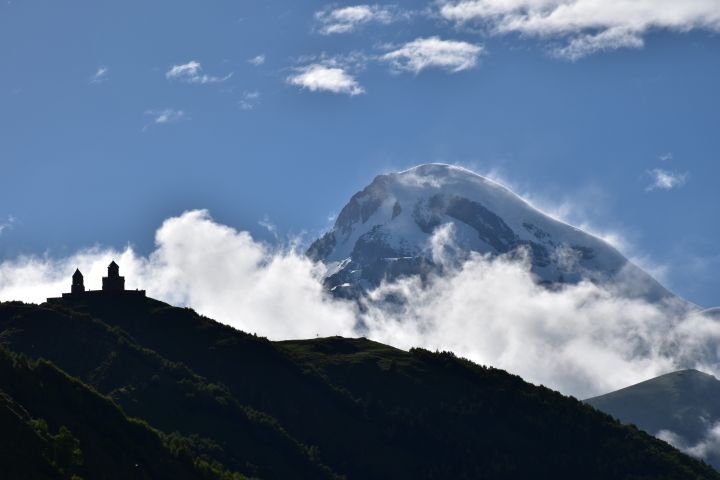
[0,346,225,480]
[1,295,718,479]
[0,301,337,480]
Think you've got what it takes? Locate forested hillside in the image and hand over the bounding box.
[0,296,716,479]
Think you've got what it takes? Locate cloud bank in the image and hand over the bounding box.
[439,0,720,59]
[0,210,355,340]
[1,210,719,401]
[360,240,717,399]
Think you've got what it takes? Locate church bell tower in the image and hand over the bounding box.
[71,269,85,294]
[102,261,125,291]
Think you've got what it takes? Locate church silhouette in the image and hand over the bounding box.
[48,261,145,302]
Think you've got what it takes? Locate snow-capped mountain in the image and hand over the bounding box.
[308,163,674,301]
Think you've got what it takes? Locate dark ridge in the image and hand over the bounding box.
[1,296,718,479]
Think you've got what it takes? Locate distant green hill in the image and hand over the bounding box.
[587,369,720,468]
[1,294,718,479]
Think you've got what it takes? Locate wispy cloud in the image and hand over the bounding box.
[382,37,485,73]
[646,169,688,191]
[239,91,260,110]
[143,108,188,131]
[553,27,643,61]
[314,4,401,34]
[89,66,109,84]
[287,64,365,95]
[0,215,15,236]
[258,215,278,239]
[439,0,720,59]
[166,61,232,84]
[248,54,266,66]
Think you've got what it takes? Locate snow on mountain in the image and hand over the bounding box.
[308,163,674,301]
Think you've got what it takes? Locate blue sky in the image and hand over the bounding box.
[1,0,719,306]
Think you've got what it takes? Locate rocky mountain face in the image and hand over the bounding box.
[309,164,673,301]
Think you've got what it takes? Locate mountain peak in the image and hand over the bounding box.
[398,163,479,178]
[309,164,673,302]
[391,163,511,195]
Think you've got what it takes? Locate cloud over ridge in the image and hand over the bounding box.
[2,210,719,401]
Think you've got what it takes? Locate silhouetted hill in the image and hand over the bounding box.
[1,295,718,479]
[0,301,334,480]
[587,369,720,467]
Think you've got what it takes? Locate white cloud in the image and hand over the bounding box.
[287,64,365,95]
[239,90,261,110]
[646,168,688,191]
[314,4,400,34]
[382,37,485,73]
[439,0,720,59]
[2,210,720,399]
[166,61,232,84]
[248,54,266,66]
[143,108,187,131]
[354,226,720,399]
[89,66,109,84]
[0,210,356,340]
[658,422,720,463]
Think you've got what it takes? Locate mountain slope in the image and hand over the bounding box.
[0,301,337,480]
[586,369,720,467]
[1,295,718,479]
[308,164,673,301]
[0,346,214,480]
